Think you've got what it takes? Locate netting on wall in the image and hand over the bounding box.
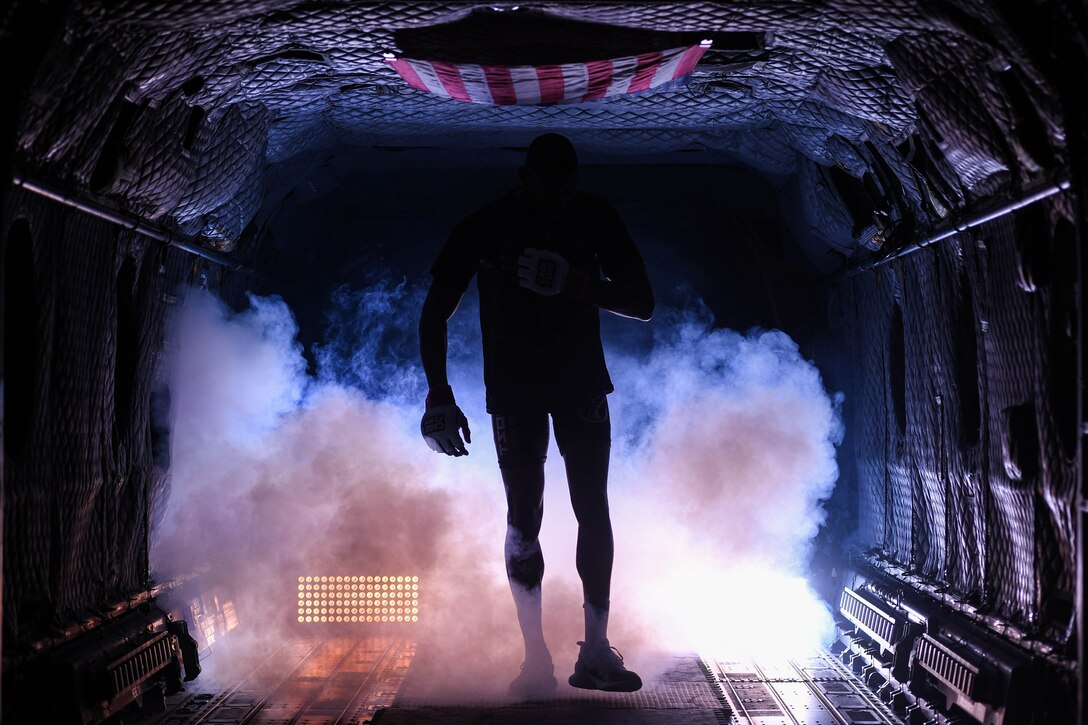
[842,194,1079,644]
[12,1,1065,259]
[1,188,194,650]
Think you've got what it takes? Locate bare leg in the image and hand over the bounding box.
[561,439,613,646]
[500,460,557,696]
[501,466,548,661]
[492,411,553,672]
[552,395,614,645]
[554,397,640,692]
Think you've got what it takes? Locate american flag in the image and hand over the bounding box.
[384,41,712,105]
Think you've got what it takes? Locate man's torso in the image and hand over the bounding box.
[433,190,638,413]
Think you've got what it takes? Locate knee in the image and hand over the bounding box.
[507,500,543,539]
[505,525,544,587]
[506,520,541,555]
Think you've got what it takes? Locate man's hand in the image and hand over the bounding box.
[517,248,570,296]
[421,403,472,456]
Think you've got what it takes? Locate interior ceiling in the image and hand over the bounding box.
[13,1,1067,271]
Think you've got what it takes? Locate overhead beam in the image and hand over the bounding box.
[10,175,252,273]
[830,177,1071,284]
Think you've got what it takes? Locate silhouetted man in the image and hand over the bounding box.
[418,133,654,697]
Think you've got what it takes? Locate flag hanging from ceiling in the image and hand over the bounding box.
[384,41,712,105]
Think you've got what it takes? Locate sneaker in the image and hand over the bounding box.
[568,640,643,692]
[508,656,558,699]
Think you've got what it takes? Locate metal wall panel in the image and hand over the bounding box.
[1,188,191,649]
[848,197,1078,642]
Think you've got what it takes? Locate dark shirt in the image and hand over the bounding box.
[430,189,643,413]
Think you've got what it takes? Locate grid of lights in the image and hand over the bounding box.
[297,575,420,623]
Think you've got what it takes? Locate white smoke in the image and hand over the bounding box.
[605,305,843,659]
[153,281,842,696]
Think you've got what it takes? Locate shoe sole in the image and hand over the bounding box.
[568,672,643,693]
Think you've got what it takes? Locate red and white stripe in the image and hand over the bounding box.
[385,42,711,105]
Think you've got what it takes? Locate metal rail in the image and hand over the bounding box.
[707,650,904,725]
[830,177,1071,283]
[307,638,404,724]
[171,636,410,724]
[236,638,337,725]
[335,638,413,723]
[281,639,369,725]
[10,174,252,273]
[187,638,325,725]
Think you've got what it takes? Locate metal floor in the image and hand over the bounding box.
[136,638,902,724]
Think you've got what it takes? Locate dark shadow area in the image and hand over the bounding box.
[955,268,981,447]
[3,217,37,461]
[889,303,907,438]
[254,154,830,377]
[394,7,762,65]
[1003,401,1040,484]
[1048,217,1078,462]
[114,254,139,440]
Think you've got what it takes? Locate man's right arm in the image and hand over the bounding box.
[419,275,469,393]
[418,273,474,456]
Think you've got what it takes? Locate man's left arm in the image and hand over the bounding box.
[583,202,654,321]
[582,257,654,321]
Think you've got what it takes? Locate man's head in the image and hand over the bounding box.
[519,133,578,216]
